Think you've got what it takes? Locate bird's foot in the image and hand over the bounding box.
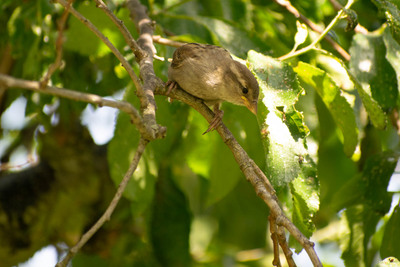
[203,109,224,135]
[165,80,177,95]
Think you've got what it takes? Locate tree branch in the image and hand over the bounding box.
[56,138,148,267]
[0,74,156,139]
[155,86,323,267]
[152,35,185,48]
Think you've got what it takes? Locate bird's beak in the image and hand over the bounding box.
[242,97,258,115]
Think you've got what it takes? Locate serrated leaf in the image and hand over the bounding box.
[372,0,400,43]
[350,32,398,110]
[248,51,311,188]
[295,62,358,157]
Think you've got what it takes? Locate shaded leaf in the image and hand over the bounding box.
[191,16,265,57]
[151,166,191,267]
[363,151,398,215]
[64,2,125,57]
[383,26,400,94]
[381,204,400,260]
[350,32,398,110]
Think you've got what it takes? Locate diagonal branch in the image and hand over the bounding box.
[40,0,71,87]
[54,0,142,94]
[56,138,149,267]
[155,86,322,267]
[93,0,145,60]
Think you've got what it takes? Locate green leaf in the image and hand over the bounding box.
[183,109,242,207]
[151,166,191,267]
[295,62,358,157]
[64,2,125,57]
[383,26,400,94]
[363,151,398,215]
[381,205,400,260]
[289,158,319,252]
[190,16,266,57]
[350,32,398,110]
[248,51,312,188]
[341,205,366,267]
[372,0,400,43]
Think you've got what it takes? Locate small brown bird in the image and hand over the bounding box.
[167,43,259,134]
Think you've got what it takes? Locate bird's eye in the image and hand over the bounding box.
[242,87,249,94]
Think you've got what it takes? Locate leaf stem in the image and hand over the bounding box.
[279,0,355,61]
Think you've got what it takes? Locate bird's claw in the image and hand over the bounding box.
[165,80,177,95]
[203,109,224,135]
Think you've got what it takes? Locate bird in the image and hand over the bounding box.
[166,43,259,134]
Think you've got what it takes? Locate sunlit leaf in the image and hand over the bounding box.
[248,51,312,190]
[295,62,358,157]
[289,159,319,252]
[376,257,400,267]
[293,21,308,50]
[372,0,400,43]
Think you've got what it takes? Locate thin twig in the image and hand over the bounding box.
[152,35,185,48]
[40,0,71,87]
[0,74,155,139]
[93,0,145,61]
[54,0,142,101]
[278,0,355,61]
[56,138,148,267]
[269,215,282,267]
[276,224,296,267]
[155,86,323,267]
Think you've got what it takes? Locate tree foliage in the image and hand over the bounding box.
[1,0,400,266]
